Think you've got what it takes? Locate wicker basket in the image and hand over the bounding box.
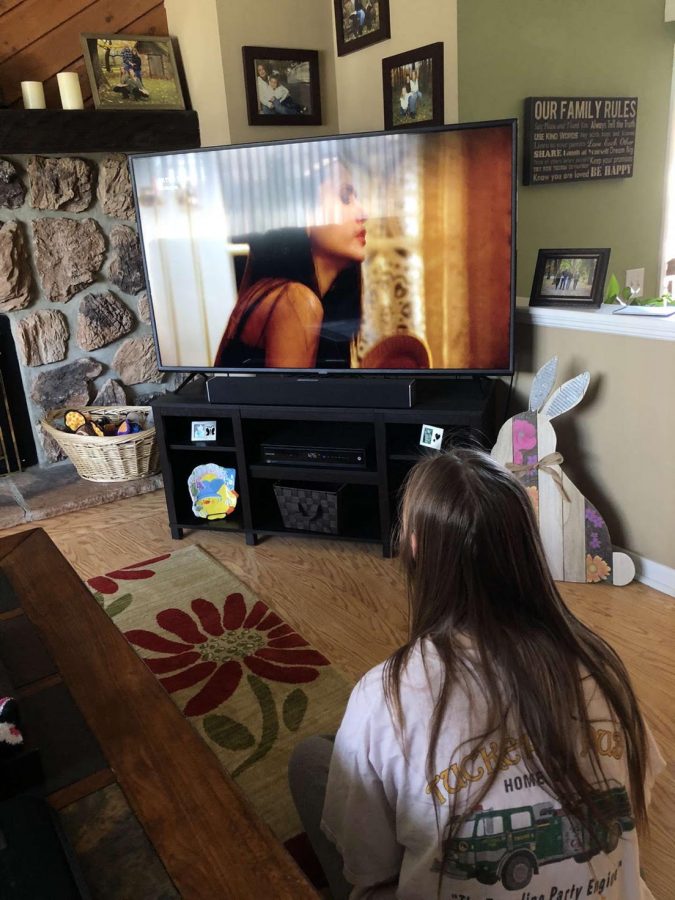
[41,406,160,483]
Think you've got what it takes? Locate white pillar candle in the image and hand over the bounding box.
[21,81,46,109]
[56,72,84,110]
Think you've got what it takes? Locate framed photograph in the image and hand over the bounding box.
[190,421,217,442]
[529,249,611,309]
[382,42,444,131]
[333,0,391,57]
[419,425,444,450]
[242,46,321,126]
[80,33,185,109]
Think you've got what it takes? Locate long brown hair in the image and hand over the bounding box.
[384,449,647,878]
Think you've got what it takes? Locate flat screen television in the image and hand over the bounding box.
[130,120,516,377]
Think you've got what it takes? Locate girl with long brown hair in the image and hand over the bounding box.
[289,448,664,899]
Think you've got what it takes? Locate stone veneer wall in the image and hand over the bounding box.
[0,154,183,465]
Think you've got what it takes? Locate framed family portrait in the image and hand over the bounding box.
[529,249,611,309]
[382,42,444,131]
[242,46,321,126]
[333,0,391,56]
[80,33,185,109]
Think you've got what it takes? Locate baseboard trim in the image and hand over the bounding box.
[616,547,675,598]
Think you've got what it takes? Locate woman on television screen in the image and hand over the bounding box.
[214,159,366,370]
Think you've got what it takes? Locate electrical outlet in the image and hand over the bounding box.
[625,267,645,297]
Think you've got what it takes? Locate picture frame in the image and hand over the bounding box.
[242,46,321,126]
[382,42,444,131]
[80,33,185,110]
[419,425,444,450]
[190,421,217,442]
[529,248,611,309]
[333,0,391,57]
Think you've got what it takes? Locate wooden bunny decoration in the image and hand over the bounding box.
[492,358,635,586]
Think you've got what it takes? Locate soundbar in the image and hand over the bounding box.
[206,374,416,408]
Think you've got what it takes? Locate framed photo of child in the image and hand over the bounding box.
[333,0,391,57]
[242,46,322,126]
[382,42,444,131]
[80,33,186,109]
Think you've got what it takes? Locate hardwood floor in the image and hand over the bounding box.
[4,490,674,898]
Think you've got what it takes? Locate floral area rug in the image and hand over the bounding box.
[86,546,352,843]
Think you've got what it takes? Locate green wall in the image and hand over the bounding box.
[458,0,675,298]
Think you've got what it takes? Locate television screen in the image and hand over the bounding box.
[130,120,515,375]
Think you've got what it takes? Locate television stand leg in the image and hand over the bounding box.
[171,525,184,540]
[246,532,259,547]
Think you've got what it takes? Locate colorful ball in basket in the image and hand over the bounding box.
[188,464,238,520]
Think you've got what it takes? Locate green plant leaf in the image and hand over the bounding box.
[105,593,133,618]
[231,674,279,778]
[283,689,308,732]
[203,713,255,751]
[604,273,622,303]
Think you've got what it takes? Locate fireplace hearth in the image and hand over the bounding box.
[0,314,36,473]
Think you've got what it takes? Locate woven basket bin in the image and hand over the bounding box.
[41,406,160,483]
[273,482,344,534]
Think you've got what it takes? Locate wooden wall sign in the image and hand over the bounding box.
[523,96,638,186]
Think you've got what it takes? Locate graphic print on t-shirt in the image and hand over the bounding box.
[433,780,634,893]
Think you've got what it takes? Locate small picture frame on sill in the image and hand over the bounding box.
[529,248,610,309]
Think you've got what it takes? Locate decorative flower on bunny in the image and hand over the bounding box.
[492,357,635,586]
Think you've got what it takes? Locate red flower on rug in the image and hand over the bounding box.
[87,554,172,595]
[125,593,330,717]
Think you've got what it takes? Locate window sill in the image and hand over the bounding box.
[515,299,675,341]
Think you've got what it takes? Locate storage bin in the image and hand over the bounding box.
[41,406,159,483]
[273,482,344,534]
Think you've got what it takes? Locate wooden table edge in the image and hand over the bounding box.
[1,528,318,899]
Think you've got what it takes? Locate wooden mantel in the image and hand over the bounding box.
[0,109,200,154]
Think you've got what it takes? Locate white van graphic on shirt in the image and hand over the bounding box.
[434,780,634,892]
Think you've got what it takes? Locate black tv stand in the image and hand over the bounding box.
[206,372,417,408]
[152,378,499,557]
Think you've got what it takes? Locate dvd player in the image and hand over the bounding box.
[261,426,369,468]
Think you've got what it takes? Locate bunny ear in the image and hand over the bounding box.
[529,357,558,411]
[540,372,590,420]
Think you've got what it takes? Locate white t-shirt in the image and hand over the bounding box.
[321,640,665,900]
[270,83,290,102]
[257,75,273,108]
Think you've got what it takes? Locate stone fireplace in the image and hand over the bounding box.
[0,153,183,467]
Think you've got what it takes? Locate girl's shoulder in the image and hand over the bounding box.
[352,639,447,703]
[241,277,320,314]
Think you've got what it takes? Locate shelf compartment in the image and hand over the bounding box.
[386,423,477,460]
[162,415,236,449]
[250,480,381,543]
[249,464,379,485]
[168,449,242,528]
[244,419,376,468]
